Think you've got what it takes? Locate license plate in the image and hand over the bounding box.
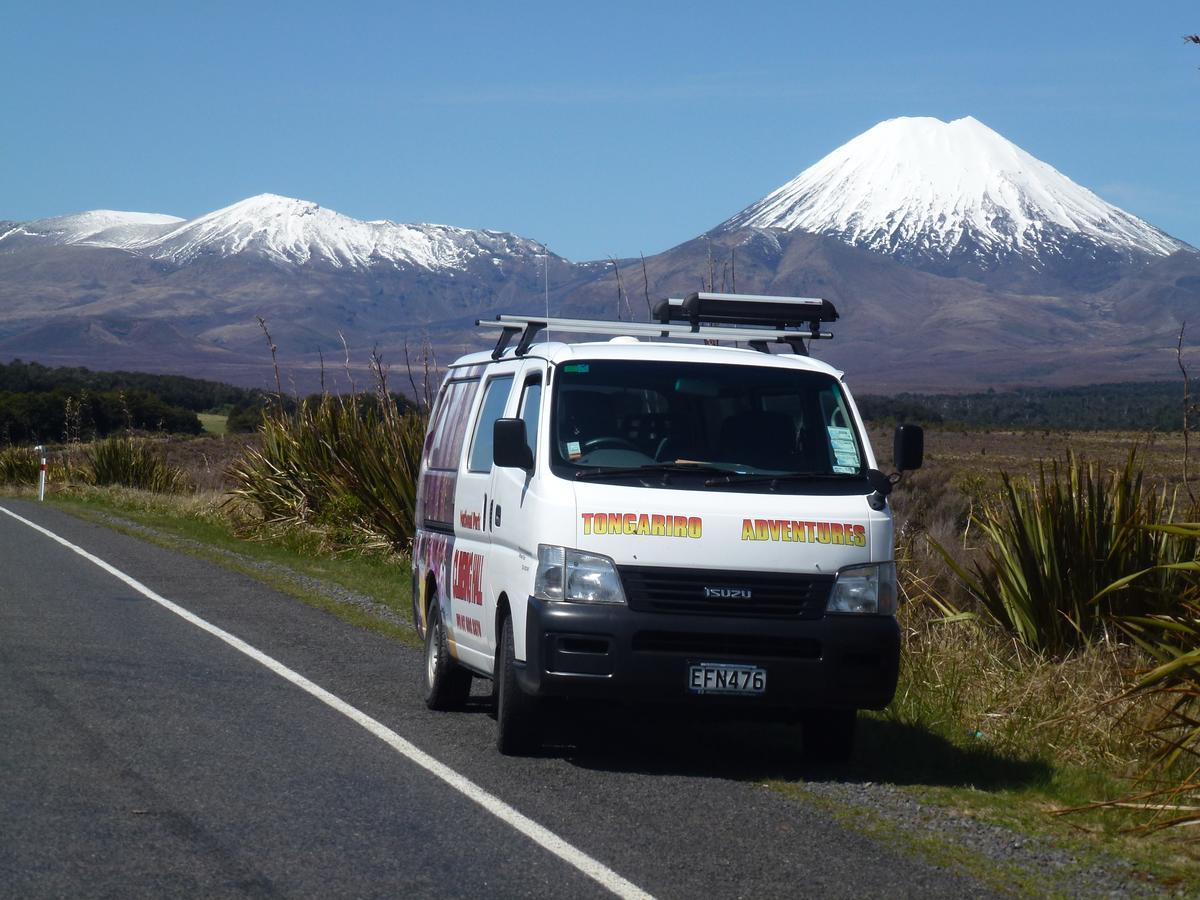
[688,663,766,695]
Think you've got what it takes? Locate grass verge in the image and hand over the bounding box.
[765,656,1200,893]
[13,486,418,648]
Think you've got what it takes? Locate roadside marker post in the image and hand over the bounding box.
[34,445,46,501]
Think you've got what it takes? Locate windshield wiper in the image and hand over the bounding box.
[575,462,734,481]
[704,471,861,487]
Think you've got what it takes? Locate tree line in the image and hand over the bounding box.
[858,381,1188,431]
[0,359,263,412]
[0,359,272,445]
[0,389,202,445]
[0,359,420,445]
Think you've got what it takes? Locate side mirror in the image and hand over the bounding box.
[493,418,534,470]
[894,424,924,472]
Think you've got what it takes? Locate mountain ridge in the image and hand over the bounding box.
[1,116,1198,392]
[0,193,560,274]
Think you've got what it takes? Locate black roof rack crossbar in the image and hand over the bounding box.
[480,317,552,359]
[747,336,810,356]
[489,323,521,359]
[515,321,545,356]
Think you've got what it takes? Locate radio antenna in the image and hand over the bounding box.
[542,250,550,342]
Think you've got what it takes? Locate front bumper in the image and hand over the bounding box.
[517,595,900,711]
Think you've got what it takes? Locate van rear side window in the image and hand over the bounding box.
[426,379,479,471]
[468,375,514,472]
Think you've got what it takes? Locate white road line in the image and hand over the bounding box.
[0,504,653,900]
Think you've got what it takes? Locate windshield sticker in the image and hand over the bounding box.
[582,512,702,538]
[563,364,590,373]
[740,518,866,547]
[826,425,861,470]
[567,440,582,460]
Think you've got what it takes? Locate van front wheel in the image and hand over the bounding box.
[495,615,540,755]
[423,604,472,710]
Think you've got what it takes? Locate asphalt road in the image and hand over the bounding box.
[0,499,988,898]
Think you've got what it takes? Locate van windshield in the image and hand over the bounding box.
[550,359,867,489]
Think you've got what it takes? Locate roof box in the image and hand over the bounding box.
[652,292,839,328]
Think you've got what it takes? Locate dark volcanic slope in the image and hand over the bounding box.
[554,230,1197,392]
[2,230,1198,393]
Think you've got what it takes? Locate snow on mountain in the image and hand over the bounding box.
[0,210,184,251]
[717,116,1189,265]
[137,194,551,270]
[0,194,554,271]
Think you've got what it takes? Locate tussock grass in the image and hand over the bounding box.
[888,595,1158,774]
[0,445,39,485]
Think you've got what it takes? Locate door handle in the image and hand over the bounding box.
[495,504,502,527]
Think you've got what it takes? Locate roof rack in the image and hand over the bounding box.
[475,292,836,359]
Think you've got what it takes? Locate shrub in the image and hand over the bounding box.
[226,401,267,433]
[934,450,1195,656]
[85,436,190,493]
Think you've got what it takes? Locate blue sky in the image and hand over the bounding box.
[2,1,1197,260]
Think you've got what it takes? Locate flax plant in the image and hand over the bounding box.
[934,451,1191,656]
[227,392,426,552]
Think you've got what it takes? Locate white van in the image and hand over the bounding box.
[411,293,922,759]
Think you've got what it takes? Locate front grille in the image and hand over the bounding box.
[618,566,833,618]
[633,631,820,659]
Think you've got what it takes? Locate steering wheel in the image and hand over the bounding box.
[581,437,641,453]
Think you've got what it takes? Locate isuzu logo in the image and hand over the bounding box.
[703,586,753,599]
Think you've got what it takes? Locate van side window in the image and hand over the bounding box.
[427,379,480,471]
[467,375,514,472]
[519,377,542,459]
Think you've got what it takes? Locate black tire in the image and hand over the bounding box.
[495,614,540,755]
[423,604,472,710]
[801,709,857,763]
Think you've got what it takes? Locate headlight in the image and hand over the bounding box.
[533,545,626,604]
[828,562,897,615]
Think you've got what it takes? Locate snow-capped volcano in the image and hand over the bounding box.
[0,193,555,272]
[717,116,1189,275]
[138,194,552,270]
